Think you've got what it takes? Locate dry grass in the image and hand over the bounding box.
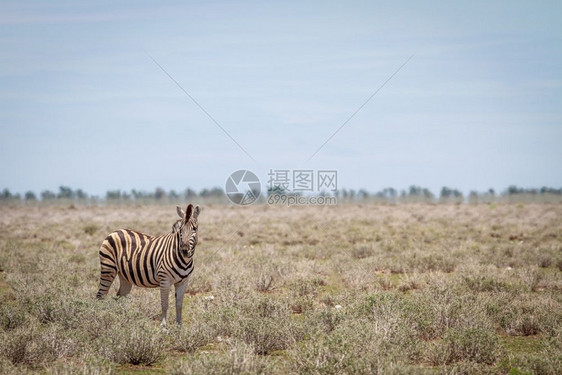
[0,203,561,374]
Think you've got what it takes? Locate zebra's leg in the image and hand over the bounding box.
[159,279,171,329]
[96,263,117,299]
[116,275,133,297]
[174,278,190,325]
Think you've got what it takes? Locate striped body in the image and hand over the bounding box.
[96,204,200,328]
[97,229,193,295]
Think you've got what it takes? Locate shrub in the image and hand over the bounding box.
[290,318,422,375]
[0,325,74,368]
[310,308,345,334]
[412,280,496,340]
[397,273,424,292]
[83,224,99,236]
[505,335,562,375]
[230,295,303,354]
[103,324,165,365]
[289,278,322,314]
[360,291,435,343]
[507,354,562,375]
[351,246,374,259]
[254,273,275,292]
[170,341,270,375]
[0,303,28,331]
[291,296,314,314]
[438,361,497,375]
[290,278,323,298]
[291,333,368,375]
[185,274,213,294]
[234,316,299,354]
[47,357,115,375]
[191,294,303,355]
[0,328,35,366]
[463,274,510,293]
[0,357,18,375]
[428,328,501,365]
[246,295,291,319]
[537,255,553,268]
[491,296,561,336]
[411,254,456,273]
[170,322,215,353]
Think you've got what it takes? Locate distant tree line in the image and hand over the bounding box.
[1,185,561,204]
[104,187,223,202]
[0,186,224,204]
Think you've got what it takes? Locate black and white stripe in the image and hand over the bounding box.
[96,204,200,327]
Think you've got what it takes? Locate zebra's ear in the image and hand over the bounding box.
[193,205,201,220]
[184,204,194,221]
[176,206,185,219]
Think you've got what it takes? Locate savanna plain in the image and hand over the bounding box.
[0,203,561,374]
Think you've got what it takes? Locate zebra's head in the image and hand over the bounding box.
[176,204,200,258]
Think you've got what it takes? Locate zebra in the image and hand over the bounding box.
[96,204,200,328]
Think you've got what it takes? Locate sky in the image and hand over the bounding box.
[1,0,561,196]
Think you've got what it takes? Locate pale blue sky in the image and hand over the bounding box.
[1,1,561,196]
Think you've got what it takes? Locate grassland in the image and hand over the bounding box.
[0,203,561,374]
